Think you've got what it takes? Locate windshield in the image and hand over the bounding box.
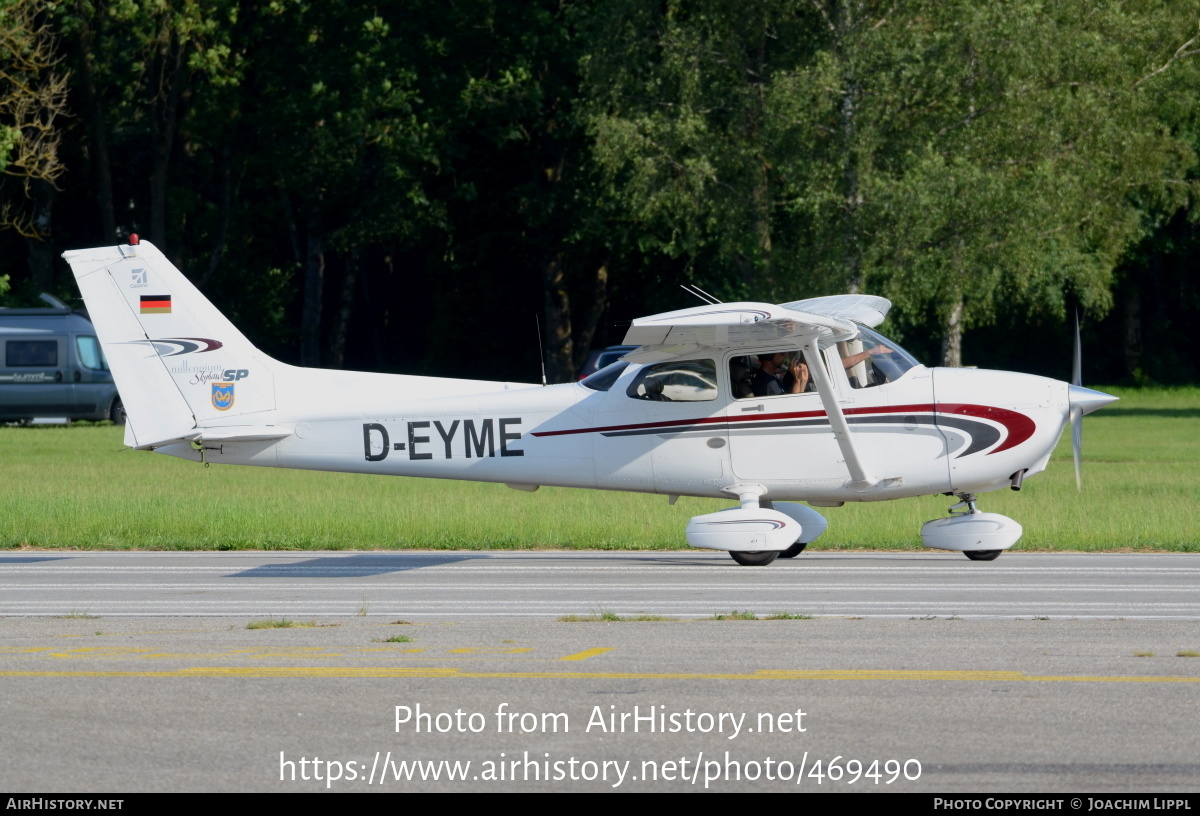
[580,361,630,391]
[835,326,920,388]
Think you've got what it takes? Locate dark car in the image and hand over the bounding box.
[0,294,124,424]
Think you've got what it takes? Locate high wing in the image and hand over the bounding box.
[620,294,891,364]
[778,294,891,328]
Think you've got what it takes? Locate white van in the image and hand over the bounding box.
[0,294,124,424]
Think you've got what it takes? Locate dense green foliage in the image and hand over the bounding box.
[1,1,1198,381]
[2,387,1196,550]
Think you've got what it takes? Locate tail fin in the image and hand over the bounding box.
[62,240,279,448]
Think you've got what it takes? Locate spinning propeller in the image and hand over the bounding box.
[1068,310,1119,489]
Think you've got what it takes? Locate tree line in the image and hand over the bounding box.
[2,0,1198,384]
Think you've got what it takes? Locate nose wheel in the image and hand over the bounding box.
[951,494,1002,561]
[920,492,1022,561]
[729,551,779,566]
[964,550,1002,561]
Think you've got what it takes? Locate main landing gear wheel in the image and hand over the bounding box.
[109,398,126,426]
[729,551,779,566]
[964,550,1002,562]
[778,542,808,559]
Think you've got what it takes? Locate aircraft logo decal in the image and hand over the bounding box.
[129,268,148,288]
[118,337,225,358]
[150,337,224,357]
[140,294,172,314]
[211,382,235,411]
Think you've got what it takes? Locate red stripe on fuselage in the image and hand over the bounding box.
[531,402,1035,453]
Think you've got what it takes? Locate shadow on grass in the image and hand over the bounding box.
[229,552,487,578]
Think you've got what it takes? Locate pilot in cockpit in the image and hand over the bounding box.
[751,352,809,397]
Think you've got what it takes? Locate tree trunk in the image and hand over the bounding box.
[149,27,185,248]
[940,295,964,367]
[328,247,358,370]
[1122,269,1143,379]
[571,261,610,374]
[199,136,235,289]
[72,1,116,242]
[25,178,54,293]
[542,252,574,383]
[837,0,864,294]
[747,12,772,292]
[300,209,325,367]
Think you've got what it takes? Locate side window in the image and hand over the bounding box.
[626,359,717,402]
[76,336,109,371]
[6,340,58,367]
[731,350,817,398]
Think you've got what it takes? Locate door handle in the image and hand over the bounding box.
[741,404,764,412]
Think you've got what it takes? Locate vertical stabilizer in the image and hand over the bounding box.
[62,241,280,447]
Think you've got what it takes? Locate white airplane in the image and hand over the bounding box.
[62,238,1116,565]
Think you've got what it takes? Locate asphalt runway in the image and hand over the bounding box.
[2,552,1198,793]
[3,551,1200,619]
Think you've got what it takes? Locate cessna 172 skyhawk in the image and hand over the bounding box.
[62,239,1116,565]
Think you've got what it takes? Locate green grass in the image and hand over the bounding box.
[558,611,677,622]
[711,611,759,620]
[2,385,1197,551]
[246,618,312,629]
[373,634,413,643]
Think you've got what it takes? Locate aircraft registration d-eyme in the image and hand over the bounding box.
[62,238,1116,565]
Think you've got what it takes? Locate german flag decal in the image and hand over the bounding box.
[140,294,172,314]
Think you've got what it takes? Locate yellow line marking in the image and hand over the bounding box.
[559,648,614,662]
[52,629,209,638]
[0,667,1197,682]
[447,648,534,654]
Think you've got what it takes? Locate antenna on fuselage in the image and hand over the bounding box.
[680,283,722,304]
[535,313,548,386]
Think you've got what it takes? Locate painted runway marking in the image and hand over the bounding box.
[559,647,614,662]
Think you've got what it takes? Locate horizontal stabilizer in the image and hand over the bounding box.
[128,425,293,451]
[194,427,294,443]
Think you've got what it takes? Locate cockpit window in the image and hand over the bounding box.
[580,361,629,391]
[838,326,920,388]
[626,359,718,402]
[730,351,817,399]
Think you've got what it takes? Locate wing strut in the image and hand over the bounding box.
[800,341,876,489]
